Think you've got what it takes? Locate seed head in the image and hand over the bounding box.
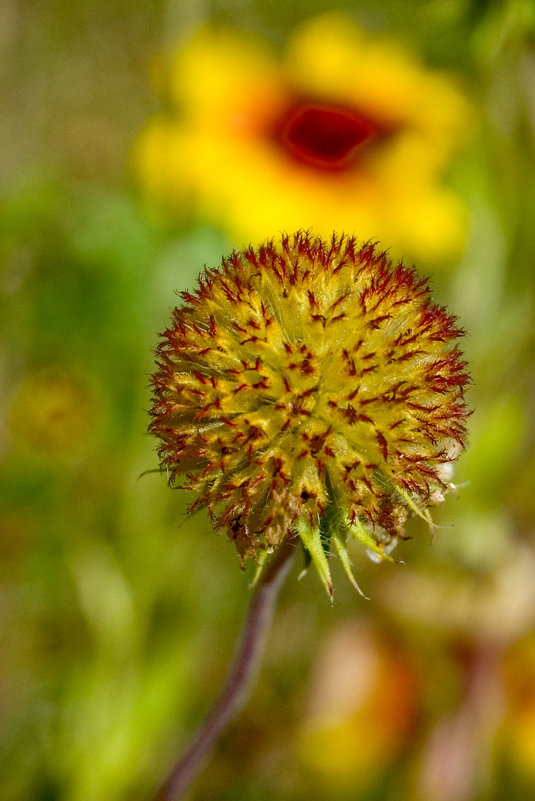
[150,232,469,598]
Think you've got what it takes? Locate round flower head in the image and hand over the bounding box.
[150,232,469,598]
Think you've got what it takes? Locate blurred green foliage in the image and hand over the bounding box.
[1,1,535,800]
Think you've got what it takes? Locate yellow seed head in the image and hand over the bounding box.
[150,232,469,597]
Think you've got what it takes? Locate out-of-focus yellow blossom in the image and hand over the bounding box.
[298,621,418,788]
[134,14,473,262]
[9,368,94,454]
[503,636,535,780]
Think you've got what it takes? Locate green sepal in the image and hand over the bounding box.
[347,516,396,563]
[332,530,369,599]
[396,486,435,529]
[296,518,333,602]
[249,548,269,587]
[297,543,312,581]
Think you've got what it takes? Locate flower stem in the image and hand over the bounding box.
[151,540,296,801]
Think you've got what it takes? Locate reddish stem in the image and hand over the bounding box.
[151,540,296,801]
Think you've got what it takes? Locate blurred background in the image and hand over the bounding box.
[1,0,535,799]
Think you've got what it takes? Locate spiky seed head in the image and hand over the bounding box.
[150,232,470,598]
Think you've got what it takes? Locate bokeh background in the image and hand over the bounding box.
[2,0,535,799]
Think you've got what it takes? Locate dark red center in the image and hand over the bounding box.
[278,102,377,170]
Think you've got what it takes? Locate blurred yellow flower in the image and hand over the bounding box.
[9,368,94,455]
[298,621,417,788]
[134,14,473,262]
[503,635,535,780]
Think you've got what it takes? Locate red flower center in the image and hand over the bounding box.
[277,102,378,171]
